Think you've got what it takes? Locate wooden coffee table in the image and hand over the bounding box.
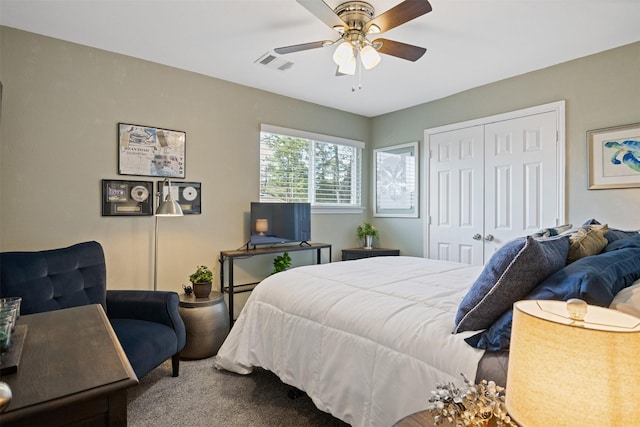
[393,410,439,426]
[0,304,138,426]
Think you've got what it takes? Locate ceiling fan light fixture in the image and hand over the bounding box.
[333,41,355,66]
[360,44,381,70]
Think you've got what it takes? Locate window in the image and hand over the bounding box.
[259,124,363,210]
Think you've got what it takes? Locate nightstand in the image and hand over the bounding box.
[178,292,229,359]
[341,247,400,261]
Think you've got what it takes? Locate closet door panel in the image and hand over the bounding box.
[428,125,484,265]
[484,111,558,256]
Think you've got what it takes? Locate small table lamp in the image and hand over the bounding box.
[506,299,640,427]
[255,218,269,236]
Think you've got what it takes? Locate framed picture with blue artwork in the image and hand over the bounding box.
[373,141,419,217]
[588,122,640,189]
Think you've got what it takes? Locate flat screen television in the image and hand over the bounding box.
[250,202,311,246]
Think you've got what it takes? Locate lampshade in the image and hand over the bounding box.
[255,218,268,235]
[506,299,640,427]
[338,55,357,75]
[333,41,354,66]
[360,45,381,70]
[156,196,183,216]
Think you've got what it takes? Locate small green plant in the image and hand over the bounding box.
[272,252,292,275]
[356,221,379,240]
[189,265,213,284]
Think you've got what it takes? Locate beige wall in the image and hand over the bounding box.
[370,42,640,257]
[0,27,370,316]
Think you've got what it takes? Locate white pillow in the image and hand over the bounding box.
[610,279,640,318]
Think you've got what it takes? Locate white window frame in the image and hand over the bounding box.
[260,124,365,214]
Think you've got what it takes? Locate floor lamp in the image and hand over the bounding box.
[154,178,183,291]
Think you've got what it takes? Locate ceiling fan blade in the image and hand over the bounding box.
[373,38,426,62]
[366,0,432,33]
[274,40,330,55]
[297,0,346,31]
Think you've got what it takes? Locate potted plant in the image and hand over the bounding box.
[189,265,213,298]
[356,221,379,249]
[272,252,292,275]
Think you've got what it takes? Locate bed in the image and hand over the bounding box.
[214,256,488,427]
[214,224,640,427]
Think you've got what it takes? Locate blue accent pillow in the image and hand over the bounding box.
[454,235,569,333]
[466,244,640,350]
[603,234,640,252]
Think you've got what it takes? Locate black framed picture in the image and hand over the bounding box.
[118,123,186,178]
[101,179,153,216]
[158,180,201,214]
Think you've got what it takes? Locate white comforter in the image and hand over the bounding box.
[214,256,485,427]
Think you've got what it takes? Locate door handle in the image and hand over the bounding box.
[484,234,495,241]
[472,234,482,241]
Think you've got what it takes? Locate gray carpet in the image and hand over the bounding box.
[127,358,349,426]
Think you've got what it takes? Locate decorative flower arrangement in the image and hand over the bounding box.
[427,374,517,427]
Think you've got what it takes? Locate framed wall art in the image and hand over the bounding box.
[118,123,186,178]
[373,141,419,217]
[588,122,640,189]
[101,179,153,216]
[158,181,201,214]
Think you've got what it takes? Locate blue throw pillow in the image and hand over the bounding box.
[466,244,640,350]
[532,245,640,306]
[454,235,569,333]
[603,234,640,252]
[465,310,513,351]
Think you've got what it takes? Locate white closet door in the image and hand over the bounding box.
[426,104,563,266]
[428,125,485,265]
[483,111,559,258]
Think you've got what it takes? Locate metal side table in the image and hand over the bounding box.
[178,292,230,359]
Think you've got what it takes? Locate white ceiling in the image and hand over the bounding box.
[2,0,639,117]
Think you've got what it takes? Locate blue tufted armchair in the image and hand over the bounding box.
[0,241,186,379]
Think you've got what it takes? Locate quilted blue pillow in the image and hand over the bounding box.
[454,235,569,333]
[466,244,640,350]
[603,234,640,252]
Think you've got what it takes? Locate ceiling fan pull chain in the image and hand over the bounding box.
[352,50,363,92]
[357,54,363,90]
[351,52,358,91]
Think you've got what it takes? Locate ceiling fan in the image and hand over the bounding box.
[274,0,432,83]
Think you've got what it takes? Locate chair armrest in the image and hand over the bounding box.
[106,290,185,345]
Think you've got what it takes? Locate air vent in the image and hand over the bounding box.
[255,52,294,72]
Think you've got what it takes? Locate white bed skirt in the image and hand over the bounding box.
[215,256,485,427]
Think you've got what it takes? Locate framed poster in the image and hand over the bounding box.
[118,123,186,178]
[101,179,153,216]
[374,141,419,217]
[158,181,201,214]
[588,122,640,189]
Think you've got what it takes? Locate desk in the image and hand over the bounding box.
[0,305,138,427]
[219,243,332,327]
